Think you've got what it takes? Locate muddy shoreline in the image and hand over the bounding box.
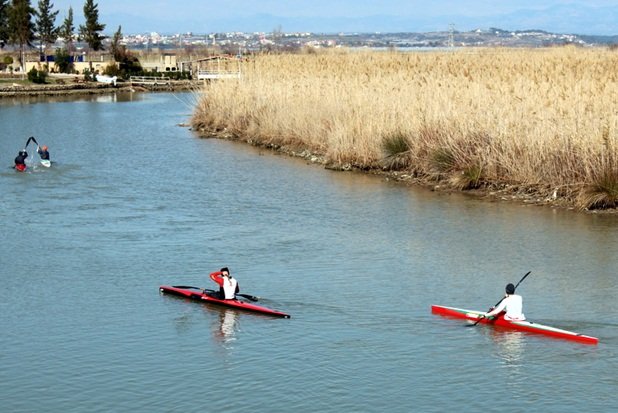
[0,80,197,97]
[194,128,617,214]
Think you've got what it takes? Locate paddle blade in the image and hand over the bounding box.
[465,313,486,327]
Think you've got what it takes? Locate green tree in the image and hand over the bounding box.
[35,0,58,58]
[58,6,73,52]
[79,0,105,51]
[110,24,122,60]
[0,0,9,48]
[109,25,141,78]
[56,6,74,73]
[54,46,71,73]
[8,0,36,74]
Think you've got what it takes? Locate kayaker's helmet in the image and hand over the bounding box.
[505,283,515,295]
[19,150,27,157]
[220,267,230,276]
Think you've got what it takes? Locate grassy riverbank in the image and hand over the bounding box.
[192,47,618,211]
[0,76,195,97]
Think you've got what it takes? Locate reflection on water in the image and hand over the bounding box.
[220,310,239,340]
[489,329,526,369]
[211,308,240,346]
[0,91,145,107]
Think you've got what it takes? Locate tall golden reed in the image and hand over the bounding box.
[192,47,618,209]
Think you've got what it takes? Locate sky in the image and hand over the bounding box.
[48,1,618,36]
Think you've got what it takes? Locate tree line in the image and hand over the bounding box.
[0,0,107,73]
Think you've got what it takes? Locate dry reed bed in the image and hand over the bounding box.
[192,47,618,210]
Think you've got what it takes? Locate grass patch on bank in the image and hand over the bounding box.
[381,131,412,170]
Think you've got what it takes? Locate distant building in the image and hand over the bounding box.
[25,52,116,74]
[179,55,241,80]
[139,53,179,72]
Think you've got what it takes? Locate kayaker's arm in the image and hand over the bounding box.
[485,297,508,317]
[210,271,224,287]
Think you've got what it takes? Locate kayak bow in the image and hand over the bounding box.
[160,285,290,318]
[432,305,598,345]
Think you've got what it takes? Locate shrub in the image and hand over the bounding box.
[382,131,410,156]
[381,131,412,170]
[54,48,74,74]
[430,148,456,173]
[83,69,93,81]
[577,130,618,209]
[27,67,47,84]
[577,169,618,210]
[103,63,121,77]
[450,163,484,190]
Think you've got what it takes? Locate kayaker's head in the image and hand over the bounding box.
[220,267,230,277]
[42,145,48,151]
[19,149,27,157]
[505,283,515,295]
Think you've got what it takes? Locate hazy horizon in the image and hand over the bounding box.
[47,1,618,36]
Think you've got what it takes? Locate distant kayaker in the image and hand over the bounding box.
[484,283,525,321]
[14,149,28,172]
[38,145,50,161]
[209,267,240,300]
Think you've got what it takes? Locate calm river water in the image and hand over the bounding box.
[1,92,617,412]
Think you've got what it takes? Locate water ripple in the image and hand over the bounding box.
[1,93,617,413]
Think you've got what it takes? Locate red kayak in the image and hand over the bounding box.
[160,285,290,318]
[432,305,598,345]
[15,164,27,172]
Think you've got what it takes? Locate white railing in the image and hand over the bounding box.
[129,76,171,85]
[197,70,241,80]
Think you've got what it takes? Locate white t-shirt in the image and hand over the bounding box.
[486,294,525,321]
[222,277,238,299]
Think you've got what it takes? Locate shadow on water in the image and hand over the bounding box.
[0,91,150,107]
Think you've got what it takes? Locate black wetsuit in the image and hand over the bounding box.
[15,153,27,166]
[38,148,50,160]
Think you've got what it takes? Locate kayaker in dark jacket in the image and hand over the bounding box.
[38,145,50,160]
[209,267,239,299]
[485,283,526,321]
[14,150,28,171]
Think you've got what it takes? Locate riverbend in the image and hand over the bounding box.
[2,92,617,413]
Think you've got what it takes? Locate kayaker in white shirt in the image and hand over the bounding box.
[209,267,240,300]
[485,283,526,321]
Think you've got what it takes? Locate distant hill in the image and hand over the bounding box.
[103,4,618,36]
